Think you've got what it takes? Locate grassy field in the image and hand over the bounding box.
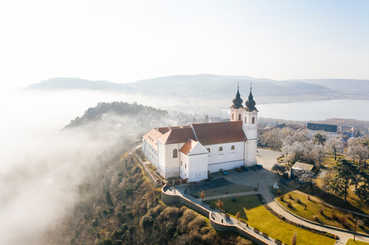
[207,195,261,219]
[277,190,369,233]
[189,178,255,198]
[346,239,369,245]
[208,195,335,245]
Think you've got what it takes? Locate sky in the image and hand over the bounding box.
[0,0,368,89]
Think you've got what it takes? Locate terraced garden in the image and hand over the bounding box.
[207,194,336,245]
[277,190,369,234]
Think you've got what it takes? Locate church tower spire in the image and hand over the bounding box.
[245,83,257,112]
[232,83,243,109]
[230,83,244,121]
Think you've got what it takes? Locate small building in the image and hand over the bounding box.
[291,162,314,182]
[307,123,338,133]
[306,122,338,137]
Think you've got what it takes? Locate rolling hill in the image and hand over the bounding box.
[27,75,369,104]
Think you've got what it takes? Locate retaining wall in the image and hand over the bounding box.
[161,185,270,245]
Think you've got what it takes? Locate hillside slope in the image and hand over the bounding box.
[42,150,253,245]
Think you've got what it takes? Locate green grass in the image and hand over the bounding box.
[208,195,335,245]
[247,205,335,245]
[278,191,369,233]
[191,184,255,198]
[346,239,369,245]
[207,195,261,219]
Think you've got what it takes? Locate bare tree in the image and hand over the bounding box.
[311,145,325,170]
[216,199,224,211]
[347,137,369,166]
[200,190,205,201]
[325,136,344,160]
[291,233,297,245]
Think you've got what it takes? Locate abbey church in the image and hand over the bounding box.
[142,87,258,182]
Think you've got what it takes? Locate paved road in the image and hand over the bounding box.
[256,149,281,171]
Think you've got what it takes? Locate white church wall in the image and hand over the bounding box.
[163,143,184,178]
[179,152,189,180]
[158,143,166,177]
[230,107,244,121]
[142,139,159,167]
[245,139,257,166]
[187,153,208,182]
[206,141,245,172]
[208,160,244,172]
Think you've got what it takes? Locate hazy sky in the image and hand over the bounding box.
[1,0,368,89]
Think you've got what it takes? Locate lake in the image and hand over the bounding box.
[258,99,369,121]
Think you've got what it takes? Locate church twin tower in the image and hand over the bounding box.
[230,85,258,166]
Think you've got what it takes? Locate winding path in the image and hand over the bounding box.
[259,181,369,245]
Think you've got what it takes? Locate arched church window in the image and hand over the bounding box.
[173,149,178,158]
[252,117,255,124]
[219,146,223,152]
[238,114,241,120]
[207,148,211,152]
[231,145,235,150]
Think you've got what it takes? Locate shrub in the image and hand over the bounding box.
[287,202,295,210]
[296,198,304,206]
[140,215,153,229]
[313,216,323,224]
[339,216,352,230]
[332,212,339,221]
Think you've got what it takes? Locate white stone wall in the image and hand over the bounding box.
[206,141,245,173]
[162,143,184,178]
[158,143,166,177]
[179,152,208,182]
[179,152,189,179]
[142,139,159,167]
[230,107,244,121]
[187,153,208,181]
[243,110,258,166]
[245,139,257,166]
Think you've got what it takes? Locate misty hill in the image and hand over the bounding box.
[65,101,216,132]
[28,77,128,91]
[65,102,168,129]
[28,75,369,103]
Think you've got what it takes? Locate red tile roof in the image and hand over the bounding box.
[143,121,247,146]
[180,139,193,155]
[192,121,246,145]
[159,126,195,144]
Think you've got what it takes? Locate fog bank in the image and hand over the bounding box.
[0,89,176,245]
